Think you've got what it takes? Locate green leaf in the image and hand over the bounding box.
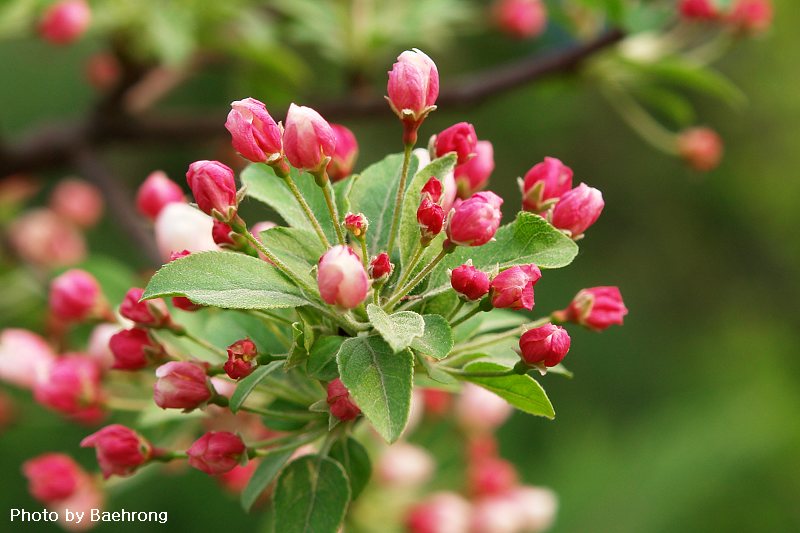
[635,86,696,127]
[260,227,326,288]
[329,437,371,500]
[286,322,309,370]
[366,304,425,353]
[410,315,454,359]
[460,362,554,419]
[347,153,420,255]
[204,310,291,354]
[307,336,346,381]
[241,449,294,512]
[271,455,351,533]
[142,251,309,310]
[229,361,284,413]
[639,58,746,108]
[336,336,414,443]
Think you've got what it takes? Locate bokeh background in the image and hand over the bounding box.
[1,1,798,531]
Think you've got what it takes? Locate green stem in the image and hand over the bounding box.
[446,300,466,321]
[442,367,517,378]
[601,82,678,155]
[384,248,449,311]
[151,451,188,463]
[252,309,295,326]
[239,228,319,297]
[392,242,425,294]
[359,237,369,269]
[179,330,227,359]
[385,143,415,256]
[281,174,330,248]
[451,305,481,328]
[252,428,328,456]
[240,406,321,421]
[321,179,345,244]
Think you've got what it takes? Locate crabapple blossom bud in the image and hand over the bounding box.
[50,178,103,228]
[80,424,152,478]
[136,171,185,220]
[559,286,628,331]
[421,388,451,416]
[327,378,360,421]
[212,220,235,246]
[153,361,214,411]
[186,160,238,221]
[34,355,105,423]
[377,442,435,488]
[344,212,368,238]
[406,492,471,533]
[450,263,491,301]
[490,264,542,310]
[119,288,170,327]
[679,0,719,20]
[327,124,359,181]
[154,202,217,259]
[283,104,336,174]
[521,157,574,213]
[456,383,512,433]
[678,127,723,171]
[38,0,91,45]
[421,176,443,203]
[551,183,604,237]
[454,140,494,198]
[109,328,163,371]
[167,250,201,311]
[508,486,558,532]
[0,329,55,389]
[470,496,522,533]
[85,52,120,90]
[317,246,369,308]
[10,209,86,268]
[446,191,503,247]
[387,49,439,138]
[49,269,102,322]
[417,197,445,244]
[370,253,393,281]
[224,338,258,380]
[225,98,283,163]
[22,453,86,503]
[519,324,571,367]
[434,122,478,165]
[87,323,120,370]
[729,0,772,33]
[187,431,247,475]
[469,456,518,497]
[494,0,548,39]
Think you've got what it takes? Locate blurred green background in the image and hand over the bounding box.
[2,0,799,531]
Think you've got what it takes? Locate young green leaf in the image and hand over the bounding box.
[459,361,555,419]
[260,227,326,288]
[229,361,284,413]
[329,437,371,500]
[410,314,454,359]
[366,304,425,353]
[241,449,294,512]
[307,336,346,381]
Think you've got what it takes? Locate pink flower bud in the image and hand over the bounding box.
[283,104,336,172]
[421,388,451,416]
[370,252,393,281]
[343,212,368,238]
[211,219,236,246]
[187,431,246,475]
[387,49,439,122]
[519,323,571,367]
[490,264,542,310]
[327,124,359,181]
[85,52,120,91]
[421,176,443,203]
[435,122,478,165]
[38,0,91,45]
[678,127,723,171]
[168,250,201,311]
[217,461,258,494]
[224,338,258,380]
[87,323,120,370]
[153,361,214,411]
[0,329,54,389]
[456,383,512,433]
[446,191,503,247]
[136,171,185,220]
[109,328,163,371]
[450,264,490,301]
[494,0,547,39]
[406,492,471,533]
[154,203,218,260]
[417,197,445,243]
[377,442,435,488]
[469,456,518,498]
[317,246,369,309]
[508,486,558,532]
[119,288,170,327]
[9,208,86,268]
[729,0,772,33]
[327,378,361,421]
[225,98,283,163]
[679,0,719,20]
[551,183,604,237]
[49,269,102,322]
[454,140,494,198]
[22,453,87,503]
[186,160,237,220]
[49,178,103,228]
[34,356,105,423]
[521,157,574,213]
[561,286,628,331]
[80,424,152,478]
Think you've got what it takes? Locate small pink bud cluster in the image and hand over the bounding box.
[518,323,571,368]
[387,49,439,145]
[417,177,447,245]
[493,0,548,39]
[556,286,628,331]
[679,0,772,33]
[81,424,152,478]
[224,338,259,380]
[38,0,91,45]
[136,171,185,220]
[678,127,724,171]
[327,378,361,421]
[376,442,435,488]
[317,246,370,309]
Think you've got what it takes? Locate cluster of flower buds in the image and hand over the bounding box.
[679,0,773,33]
[417,177,447,245]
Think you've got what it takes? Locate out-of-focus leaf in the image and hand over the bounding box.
[230,361,284,413]
[241,449,294,512]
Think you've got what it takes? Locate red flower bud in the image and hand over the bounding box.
[435,122,478,165]
[386,49,439,122]
[38,0,91,45]
[80,424,152,478]
[729,0,772,33]
[317,246,369,309]
[153,361,214,411]
[679,0,719,20]
[154,203,217,260]
[109,328,162,371]
[185,160,237,221]
[561,286,628,331]
[421,176,443,203]
[224,338,258,380]
[187,431,247,475]
[167,250,201,311]
[225,98,283,163]
[85,52,120,91]
[469,456,518,497]
[417,197,445,244]
[22,453,86,503]
[454,140,494,198]
[327,124,359,181]
[678,127,723,171]
[450,264,491,301]
[211,219,235,246]
[550,183,604,237]
[518,323,571,367]
[521,157,573,213]
[446,191,503,247]
[344,212,369,238]
[327,378,360,421]
[494,0,548,39]
[406,492,471,533]
[33,355,105,424]
[136,171,184,220]
[50,179,103,228]
[421,388,451,416]
[49,269,102,322]
[119,288,170,327]
[369,253,393,281]
[283,104,336,172]
[490,264,542,310]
